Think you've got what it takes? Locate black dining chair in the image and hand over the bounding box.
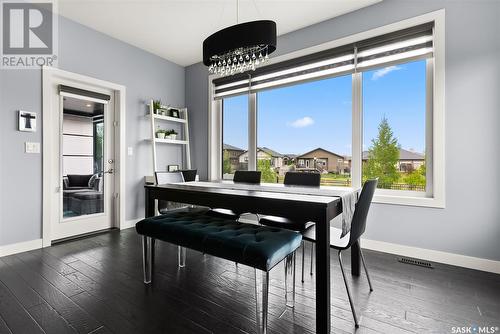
[259,171,321,282]
[207,170,262,220]
[180,169,197,182]
[302,179,378,327]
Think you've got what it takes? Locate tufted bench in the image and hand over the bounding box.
[136,210,302,334]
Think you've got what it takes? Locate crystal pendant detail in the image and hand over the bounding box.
[208,45,271,76]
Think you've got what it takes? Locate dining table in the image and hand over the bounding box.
[144,180,362,334]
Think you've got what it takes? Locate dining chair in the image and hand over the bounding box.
[258,171,321,282]
[155,171,186,215]
[180,169,197,182]
[302,179,378,327]
[207,170,262,220]
[155,170,206,268]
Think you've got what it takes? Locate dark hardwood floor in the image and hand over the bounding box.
[0,229,499,334]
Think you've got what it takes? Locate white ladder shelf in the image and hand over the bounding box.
[148,99,191,174]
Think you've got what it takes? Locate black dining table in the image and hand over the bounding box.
[144,181,362,334]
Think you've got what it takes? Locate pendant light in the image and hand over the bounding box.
[203,0,277,76]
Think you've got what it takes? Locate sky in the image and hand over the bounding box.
[223,59,426,156]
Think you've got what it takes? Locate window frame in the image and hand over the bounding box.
[208,10,445,208]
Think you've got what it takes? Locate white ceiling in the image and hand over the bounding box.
[59,0,381,66]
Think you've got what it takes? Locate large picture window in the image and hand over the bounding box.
[362,60,427,192]
[211,12,444,207]
[257,75,352,185]
[222,95,248,176]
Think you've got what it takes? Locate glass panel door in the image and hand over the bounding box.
[61,95,105,219]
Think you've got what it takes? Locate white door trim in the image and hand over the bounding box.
[42,66,126,247]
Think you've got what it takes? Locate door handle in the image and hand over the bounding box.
[104,168,114,174]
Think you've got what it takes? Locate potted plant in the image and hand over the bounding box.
[152,100,162,114]
[169,130,178,140]
[156,129,166,139]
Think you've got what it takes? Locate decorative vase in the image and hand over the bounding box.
[157,133,165,139]
[171,134,177,140]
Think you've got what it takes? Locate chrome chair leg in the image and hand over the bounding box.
[360,248,373,292]
[284,251,296,308]
[301,241,305,283]
[338,250,359,327]
[255,269,269,334]
[178,246,186,268]
[142,236,154,284]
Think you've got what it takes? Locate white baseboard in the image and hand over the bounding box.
[121,218,141,230]
[0,239,43,258]
[361,238,500,275]
[2,232,498,275]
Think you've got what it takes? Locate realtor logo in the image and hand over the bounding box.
[1,0,58,69]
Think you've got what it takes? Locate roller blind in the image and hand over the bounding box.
[59,85,111,103]
[213,22,434,99]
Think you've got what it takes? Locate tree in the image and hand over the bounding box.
[257,159,277,183]
[223,150,232,174]
[363,117,400,187]
[403,164,426,188]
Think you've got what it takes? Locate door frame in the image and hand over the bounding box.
[42,66,126,247]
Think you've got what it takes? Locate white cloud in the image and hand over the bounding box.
[371,65,402,80]
[288,116,314,128]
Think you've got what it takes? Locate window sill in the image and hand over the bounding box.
[256,182,445,209]
[373,192,444,209]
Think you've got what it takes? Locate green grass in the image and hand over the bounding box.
[320,173,350,181]
[271,172,424,190]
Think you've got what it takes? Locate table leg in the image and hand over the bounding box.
[315,211,331,334]
[351,240,361,276]
[145,187,155,218]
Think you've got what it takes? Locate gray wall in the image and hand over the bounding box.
[0,16,185,246]
[185,0,500,261]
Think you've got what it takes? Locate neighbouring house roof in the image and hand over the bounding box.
[360,148,424,160]
[259,147,282,157]
[283,154,297,159]
[399,148,425,160]
[237,146,283,158]
[296,147,345,159]
[223,143,244,151]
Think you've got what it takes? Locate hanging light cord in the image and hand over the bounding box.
[251,0,262,18]
[236,0,239,24]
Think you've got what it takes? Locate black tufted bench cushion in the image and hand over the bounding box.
[136,211,302,271]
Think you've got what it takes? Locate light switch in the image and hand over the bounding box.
[25,142,40,154]
[127,146,133,156]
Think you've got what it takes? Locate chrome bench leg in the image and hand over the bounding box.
[255,269,269,334]
[284,251,296,308]
[142,236,154,284]
[310,242,314,275]
[301,241,305,283]
[178,246,186,268]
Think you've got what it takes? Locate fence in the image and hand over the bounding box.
[320,179,425,192]
[377,183,425,192]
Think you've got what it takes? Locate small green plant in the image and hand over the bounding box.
[152,99,162,113]
[156,129,166,138]
[163,129,177,135]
